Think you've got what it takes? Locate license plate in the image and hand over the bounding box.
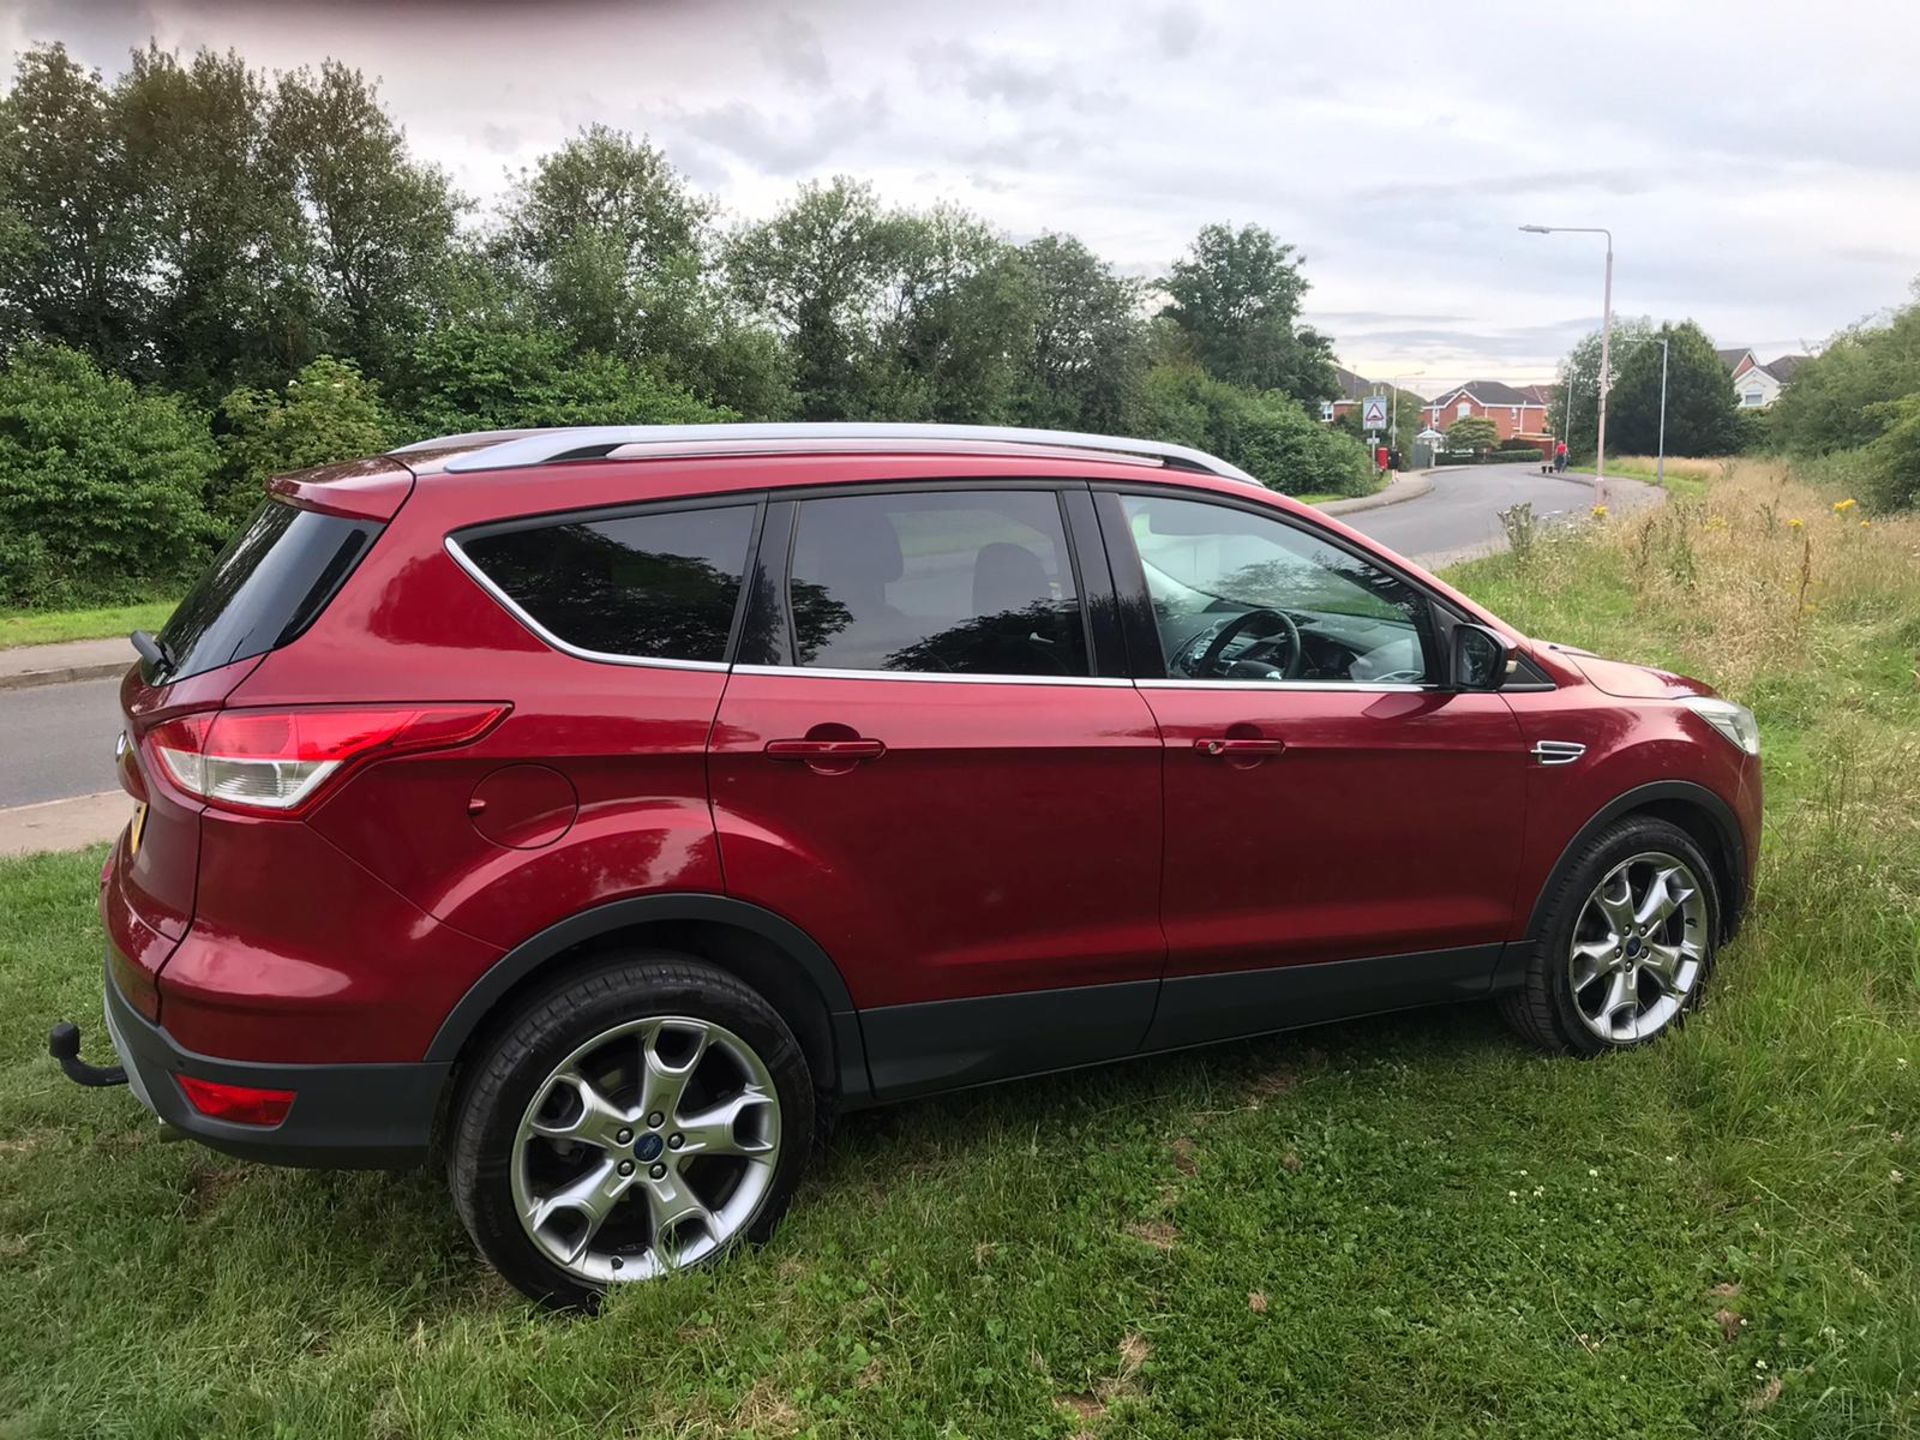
[127,803,147,858]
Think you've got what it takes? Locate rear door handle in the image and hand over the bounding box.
[766,738,887,762]
[1195,737,1287,757]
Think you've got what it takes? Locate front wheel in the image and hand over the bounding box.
[448,954,816,1309]
[1500,816,1720,1055]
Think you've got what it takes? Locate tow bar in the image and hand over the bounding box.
[48,1022,128,1088]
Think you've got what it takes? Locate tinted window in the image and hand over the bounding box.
[787,491,1087,676]
[462,505,754,663]
[1121,494,1431,685]
[158,502,378,682]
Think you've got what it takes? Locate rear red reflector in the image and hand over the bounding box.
[146,703,507,814]
[176,1074,295,1126]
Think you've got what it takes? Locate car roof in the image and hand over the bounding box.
[387,422,1262,487]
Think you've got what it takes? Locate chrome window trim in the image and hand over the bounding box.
[1135,678,1433,694]
[443,536,732,673]
[731,663,1131,689]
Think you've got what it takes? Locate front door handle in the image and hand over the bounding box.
[766,737,887,762]
[1195,737,1287,758]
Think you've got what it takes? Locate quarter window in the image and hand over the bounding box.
[1120,493,1432,685]
[785,491,1088,677]
[461,505,755,663]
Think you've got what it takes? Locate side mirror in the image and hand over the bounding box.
[1450,623,1511,691]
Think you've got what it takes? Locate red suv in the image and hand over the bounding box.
[55,424,1761,1307]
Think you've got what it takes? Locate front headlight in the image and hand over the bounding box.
[1678,696,1760,756]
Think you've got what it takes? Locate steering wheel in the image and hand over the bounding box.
[1189,607,1302,679]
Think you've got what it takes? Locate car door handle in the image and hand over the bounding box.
[765,738,887,762]
[1195,737,1287,757]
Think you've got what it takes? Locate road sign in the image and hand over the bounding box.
[1361,395,1389,431]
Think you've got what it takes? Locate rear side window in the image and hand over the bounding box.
[786,491,1088,676]
[158,502,379,682]
[460,505,755,664]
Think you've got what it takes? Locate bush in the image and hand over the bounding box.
[0,344,217,607]
[1860,394,1920,512]
[1498,437,1546,455]
[1136,363,1374,496]
[394,326,735,438]
[215,357,395,529]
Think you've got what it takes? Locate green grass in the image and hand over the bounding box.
[1566,459,1714,501]
[3,465,1917,1437]
[0,599,175,649]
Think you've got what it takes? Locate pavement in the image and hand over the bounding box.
[0,459,1663,855]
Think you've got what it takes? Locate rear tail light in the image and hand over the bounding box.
[176,1074,295,1126]
[146,704,507,814]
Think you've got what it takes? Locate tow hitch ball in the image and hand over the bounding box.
[48,1022,127,1088]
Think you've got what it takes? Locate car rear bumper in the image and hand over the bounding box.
[101,953,447,1170]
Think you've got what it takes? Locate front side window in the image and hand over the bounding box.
[1120,493,1432,685]
[786,491,1088,676]
[1456,400,1472,419]
[461,504,755,663]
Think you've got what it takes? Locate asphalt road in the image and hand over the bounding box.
[0,675,122,808]
[1341,460,1659,567]
[0,461,1662,811]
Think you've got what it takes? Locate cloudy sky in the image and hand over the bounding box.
[11,0,1920,388]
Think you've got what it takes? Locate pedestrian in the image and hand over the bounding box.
[1554,439,1568,473]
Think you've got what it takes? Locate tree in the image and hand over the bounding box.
[270,61,465,381]
[1136,363,1373,496]
[1444,416,1500,457]
[392,324,731,438]
[1010,234,1146,433]
[727,177,912,420]
[500,125,708,356]
[215,356,393,526]
[1160,223,1338,404]
[1772,291,1920,457]
[0,344,216,605]
[1549,318,1655,455]
[1861,392,1920,511]
[1334,387,1427,457]
[0,45,149,371]
[118,45,303,394]
[1605,321,1741,457]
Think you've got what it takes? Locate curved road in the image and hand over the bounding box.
[1339,461,1660,569]
[0,461,1661,813]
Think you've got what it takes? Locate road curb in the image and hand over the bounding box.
[0,791,130,857]
[0,660,128,692]
[1317,472,1436,516]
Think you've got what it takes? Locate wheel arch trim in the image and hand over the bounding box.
[1520,780,1747,947]
[424,894,870,1101]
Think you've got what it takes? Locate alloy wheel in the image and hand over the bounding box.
[1567,850,1708,1045]
[510,1015,782,1283]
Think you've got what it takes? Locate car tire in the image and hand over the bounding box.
[1499,816,1720,1056]
[448,952,816,1310]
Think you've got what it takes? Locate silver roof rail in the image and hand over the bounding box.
[398,423,1259,484]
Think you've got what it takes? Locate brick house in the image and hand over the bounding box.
[1717,347,1810,410]
[1422,380,1553,443]
[1322,364,1376,423]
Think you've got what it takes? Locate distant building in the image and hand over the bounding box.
[1422,380,1554,443]
[1322,364,1382,424]
[1716,347,1810,409]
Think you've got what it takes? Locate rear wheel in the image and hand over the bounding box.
[449,954,815,1309]
[1500,816,1719,1055]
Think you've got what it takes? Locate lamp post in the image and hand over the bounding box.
[1521,224,1613,501]
[1656,332,1670,489]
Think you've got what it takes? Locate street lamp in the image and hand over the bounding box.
[1521,224,1613,500]
[1389,371,1424,452]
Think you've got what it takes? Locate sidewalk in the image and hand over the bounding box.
[0,636,132,691]
[0,791,130,857]
[1316,468,1442,516]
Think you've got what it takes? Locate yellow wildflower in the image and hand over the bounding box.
[1860,520,1872,528]
[1590,504,1608,519]
[1834,498,1858,513]
[1788,517,1804,529]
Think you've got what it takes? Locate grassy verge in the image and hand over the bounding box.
[0,599,175,649]
[2,461,1915,1436]
[1566,455,1726,501]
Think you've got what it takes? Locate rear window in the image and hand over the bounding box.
[457,504,756,664]
[156,502,380,682]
